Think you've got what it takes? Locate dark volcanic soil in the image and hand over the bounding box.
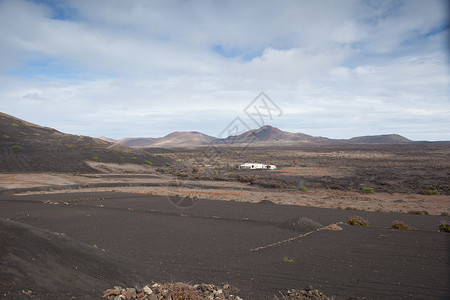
[1,192,448,299]
[161,143,450,195]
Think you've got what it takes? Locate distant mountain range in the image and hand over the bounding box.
[102,125,415,148]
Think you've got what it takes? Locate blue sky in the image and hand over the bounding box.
[0,0,449,140]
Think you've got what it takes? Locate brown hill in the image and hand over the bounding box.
[348,134,411,143]
[217,125,330,145]
[115,137,159,148]
[150,131,218,148]
[0,112,171,172]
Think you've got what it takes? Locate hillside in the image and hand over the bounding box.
[0,113,172,172]
[115,137,158,148]
[217,125,330,145]
[349,134,411,143]
[113,126,413,148]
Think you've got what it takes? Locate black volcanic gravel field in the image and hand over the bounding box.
[1,192,449,299]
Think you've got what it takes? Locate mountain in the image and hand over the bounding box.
[114,125,413,148]
[0,112,171,172]
[217,125,330,145]
[115,137,158,148]
[151,131,218,147]
[98,136,116,142]
[348,134,411,144]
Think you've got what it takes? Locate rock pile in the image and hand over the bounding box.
[275,288,333,299]
[103,282,242,300]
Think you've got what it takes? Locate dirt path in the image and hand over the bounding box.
[0,173,448,215]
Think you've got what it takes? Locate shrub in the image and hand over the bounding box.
[408,210,429,215]
[92,156,99,161]
[300,186,308,192]
[391,221,414,230]
[347,216,369,226]
[361,187,374,194]
[418,189,439,196]
[11,123,20,127]
[144,160,153,166]
[282,256,294,263]
[131,156,137,159]
[11,145,22,150]
[440,212,449,216]
[119,156,125,159]
[166,162,170,166]
[438,220,449,233]
[93,149,100,152]
[67,145,73,149]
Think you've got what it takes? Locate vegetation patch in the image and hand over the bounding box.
[11,145,22,150]
[11,123,20,127]
[144,160,153,166]
[407,210,429,215]
[438,220,449,233]
[299,186,308,192]
[131,156,137,159]
[282,256,294,263]
[361,187,374,194]
[92,156,99,161]
[391,221,415,231]
[418,189,439,195]
[347,216,369,226]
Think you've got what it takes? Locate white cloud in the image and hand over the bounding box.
[0,0,448,140]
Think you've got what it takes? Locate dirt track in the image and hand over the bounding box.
[1,173,448,215]
[1,191,449,299]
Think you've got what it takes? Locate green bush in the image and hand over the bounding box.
[347,216,369,226]
[119,156,125,159]
[282,256,294,263]
[439,220,449,233]
[166,162,171,166]
[11,123,20,127]
[131,157,137,159]
[361,187,374,194]
[418,189,439,196]
[299,186,308,192]
[391,221,415,230]
[11,145,22,150]
[92,156,99,161]
[144,160,153,166]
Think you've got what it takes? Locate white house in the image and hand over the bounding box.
[240,163,276,170]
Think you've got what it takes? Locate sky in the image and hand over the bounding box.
[0,0,449,141]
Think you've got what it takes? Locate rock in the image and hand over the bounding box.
[122,288,132,299]
[134,285,142,293]
[305,285,314,291]
[103,288,121,297]
[114,296,125,300]
[148,294,158,300]
[142,285,153,295]
[128,288,137,298]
